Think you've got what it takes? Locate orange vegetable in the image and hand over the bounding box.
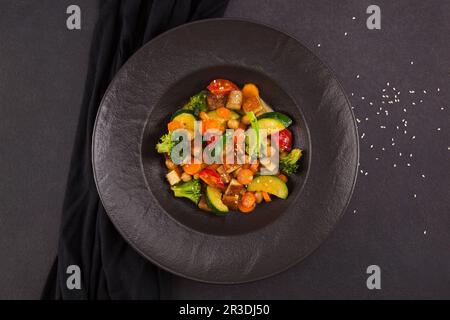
[262,191,272,202]
[202,119,224,133]
[216,107,231,119]
[199,111,209,121]
[277,173,288,183]
[242,96,261,113]
[183,163,202,175]
[237,168,254,185]
[207,164,220,171]
[168,120,184,131]
[242,83,259,98]
[238,192,256,213]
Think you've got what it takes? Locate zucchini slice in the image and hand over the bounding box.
[205,186,229,215]
[171,110,197,131]
[257,112,292,128]
[247,175,288,199]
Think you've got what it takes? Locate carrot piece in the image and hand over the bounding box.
[168,120,184,131]
[277,173,288,183]
[242,83,259,98]
[238,202,255,213]
[183,163,202,175]
[199,111,209,121]
[262,191,272,202]
[203,119,224,133]
[207,164,220,171]
[216,107,231,119]
[238,192,256,213]
[237,168,254,185]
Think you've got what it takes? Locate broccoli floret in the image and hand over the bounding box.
[183,91,208,116]
[280,148,302,175]
[171,179,202,204]
[156,133,175,154]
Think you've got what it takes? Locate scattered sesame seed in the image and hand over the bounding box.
[370,144,374,149]
[393,164,397,167]
[423,90,427,94]
[382,147,385,151]
[437,88,440,92]
[352,16,356,20]
[387,82,390,86]
[409,90,415,94]
[423,230,427,235]
[356,118,361,123]
[421,174,425,178]
[409,153,413,157]
[412,102,416,106]
[361,133,365,139]
[410,61,414,65]
[407,163,411,167]
[412,136,416,140]
[403,108,407,113]
[413,194,417,198]
[356,74,360,78]
[399,152,402,156]
[317,43,321,47]
[344,32,348,36]
[382,88,386,92]
[353,209,357,213]
[369,102,373,106]
[375,157,379,160]
[361,96,365,100]
[437,128,441,131]
[380,125,386,129]
[351,92,354,96]
[365,172,368,176]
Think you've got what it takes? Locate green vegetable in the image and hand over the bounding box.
[257,112,292,128]
[247,175,288,199]
[183,91,208,117]
[207,109,240,125]
[171,111,197,131]
[246,111,260,157]
[171,179,202,204]
[280,148,302,175]
[156,133,175,154]
[205,186,229,215]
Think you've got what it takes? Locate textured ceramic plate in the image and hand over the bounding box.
[92,18,358,284]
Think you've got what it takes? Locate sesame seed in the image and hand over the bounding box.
[393,164,397,167]
[437,88,440,92]
[437,128,441,131]
[352,16,356,20]
[423,90,427,94]
[413,194,417,198]
[421,174,425,178]
[317,43,321,47]
[365,172,368,176]
[344,32,348,36]
[387,82,390,86]
[407,163,411,167]
[361,133,365,139]
[423,230,427,235]
[380,125,386,129]
[410,61,414,65]
[412,136,416,140]
[409,90,415,94]
[370,144,374,148]
[361,96,365,100]
[353,209,357,213]
[356,74,360,78]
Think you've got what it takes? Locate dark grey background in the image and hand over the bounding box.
[0,0,448,299]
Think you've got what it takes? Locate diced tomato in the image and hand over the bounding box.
[198,168,225,189]
[278,129,293,152]
[207,79,238,95]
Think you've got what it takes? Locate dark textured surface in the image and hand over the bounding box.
[0,0,98,299]
[93,19,358,283]
[1,0,449,299]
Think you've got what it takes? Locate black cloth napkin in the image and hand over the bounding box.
[42,0,229,300]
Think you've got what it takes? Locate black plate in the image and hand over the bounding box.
[93,18,358,284]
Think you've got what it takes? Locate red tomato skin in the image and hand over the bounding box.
[207,79,238,95]
[198,169,225,189]
[278,129,293,152]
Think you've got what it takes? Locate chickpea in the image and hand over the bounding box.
[254,191,263,204]
[241,114,251,125]
[181,172,192,182]
[227,119,239,129]
[165,159,176,170]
